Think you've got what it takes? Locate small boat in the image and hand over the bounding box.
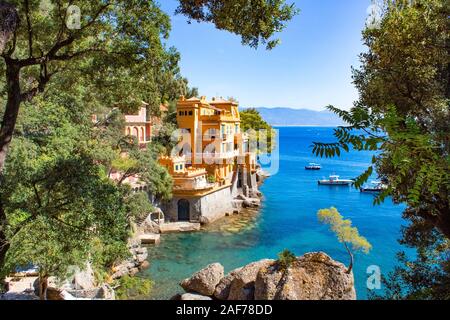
[306,163,322,170]
[360,181,387,193]
[318,175,354,186]
[305,163,322,170]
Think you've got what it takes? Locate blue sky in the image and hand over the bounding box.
[160,0,372,111]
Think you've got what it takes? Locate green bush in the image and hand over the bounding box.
[115,276,153,300]
[207,175,216,183]
[277,249,296,271]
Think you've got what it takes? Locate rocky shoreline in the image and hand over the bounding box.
[173,252,356,301]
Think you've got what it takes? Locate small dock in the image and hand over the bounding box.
[159,222,201,234]
[139,234,161,245]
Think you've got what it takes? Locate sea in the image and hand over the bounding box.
[142,126,408,300]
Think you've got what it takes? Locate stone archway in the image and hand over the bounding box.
[177,199,190,222]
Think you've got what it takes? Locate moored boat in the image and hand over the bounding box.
[318,175,354,186]
[305,163,322,170]
[360,181,387,193]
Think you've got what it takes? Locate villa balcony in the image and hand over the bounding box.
[200,114,237,122]
[173,182,216,192]
[194,150,239,161]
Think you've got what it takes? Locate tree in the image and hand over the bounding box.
[317,208,372,274]
[175,0,299,50]
[0,0,299,292]
[0,97,129,297]
[277,249,296,271]
[0,0,299,173]
[240,108,275,152]
[312,0,449,298]
[370,227,450,300]
[313,0,449,238]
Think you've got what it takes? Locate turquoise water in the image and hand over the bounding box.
[143,127,407,300]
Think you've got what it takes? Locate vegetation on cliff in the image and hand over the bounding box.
[318,208,372,274]
[240,108,276,153]
[313,0,450,299]
[0,0,299,297]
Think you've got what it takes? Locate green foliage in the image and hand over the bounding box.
[115,275,153,300]
[152,121,178,156]
[240,108,276,153]
[90,238,130,283]
[124,192,154,222]
[0,97,129,279]
[277,249,296,271]
[314,0,449,298]
[176,0,299,50]
[207,175,216,184]
[370,223,450,300]
[318,208,372,254]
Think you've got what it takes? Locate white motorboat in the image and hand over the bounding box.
[318,175,354,186]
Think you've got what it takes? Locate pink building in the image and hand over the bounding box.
[124,107,152,146]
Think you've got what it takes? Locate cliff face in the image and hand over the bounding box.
[178,252,356,301]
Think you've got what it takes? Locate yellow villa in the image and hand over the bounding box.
[159,96,261,224]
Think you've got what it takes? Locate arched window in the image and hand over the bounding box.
[126,127,131,136]
[141,127,145,141]
[133,127,139,139]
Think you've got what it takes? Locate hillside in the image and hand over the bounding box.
[247,107,346,127]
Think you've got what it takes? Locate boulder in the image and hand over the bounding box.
[181,293,213,301]
[180,263,224,296]
[141,216,161,234]
[214,267,242,300]
[73,264,96,290]
[128,268,140,277]
[97,284,116,300]
[255,252,356,300]
[242,199,261,208]
[227,259,275,300]
[136,252,149,264]
[254,264,283,300]
[139,261,150,271]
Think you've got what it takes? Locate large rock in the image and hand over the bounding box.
[255,252,356,300]
[180,263,224,296]
[254,263,283,300]
[181,293,213,301]
[213,267,242,300]
[141,215,162,234]
[227,259,275,300]
[73,264,96,290]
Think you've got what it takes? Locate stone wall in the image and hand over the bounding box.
[161,186,234,224]
[199,186,234,224]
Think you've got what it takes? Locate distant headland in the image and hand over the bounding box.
[241,107,346,127]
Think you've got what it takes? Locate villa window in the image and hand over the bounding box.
[189,111,193,116]
[221,125,226,139]
[179,111,183,116]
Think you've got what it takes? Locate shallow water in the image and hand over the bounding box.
[142,127,408,300]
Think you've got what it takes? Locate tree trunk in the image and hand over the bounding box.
[344,242,354,274]
[39,275,49,300]
[0,189,9,274]
[0,2,20,55]
[0,61,21,172]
